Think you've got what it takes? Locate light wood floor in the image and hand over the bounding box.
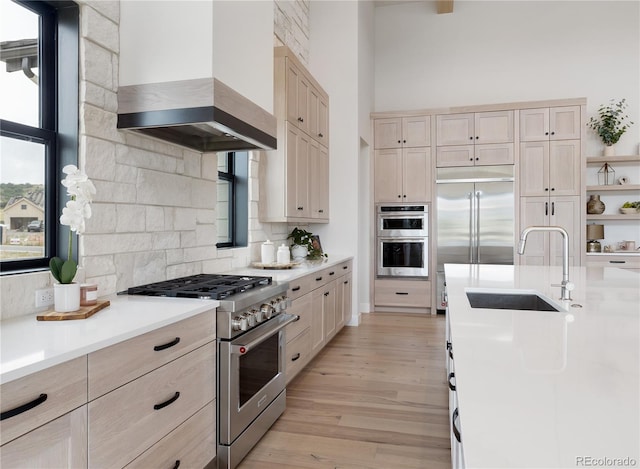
[238,313,451,469]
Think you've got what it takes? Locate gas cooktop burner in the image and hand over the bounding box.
[127,274,272,300]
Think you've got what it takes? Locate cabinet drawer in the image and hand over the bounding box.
[285,329,311,384]
[375,279,431,308]
[288,275,313,300]
[586,255,640,270]
[0,356,87,446]
[124,401,215,469]
[336,259,353,276]
[0,405,87,469]
[286,294,312,341]
[88,341,216,469]
[88,311,215,399]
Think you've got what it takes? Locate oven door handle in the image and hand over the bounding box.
[230,313,298,355]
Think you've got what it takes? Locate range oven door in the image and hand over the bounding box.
[378,237,429,278]
[218,313,297,446]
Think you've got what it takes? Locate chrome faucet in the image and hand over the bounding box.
[518,226,574,301]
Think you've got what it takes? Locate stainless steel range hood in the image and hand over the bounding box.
[117,78,277,152]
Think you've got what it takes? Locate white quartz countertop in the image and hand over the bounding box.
[0,295,218,385]
[225,255,353,284]
[445,264,640,468]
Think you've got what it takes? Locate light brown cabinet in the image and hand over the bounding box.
[519,106,581,141]
[374,116,431,149]
[437,111,513,146]
[0,406,87,469]
[436,111,514,167]
[520,140,581,196]
[374,147,431,202]
[260,46,330,223]
[374,278,431,309]
[88,311,216,469]
[518,196,581,266]
[0,356,87,447]
[285,260,352,383]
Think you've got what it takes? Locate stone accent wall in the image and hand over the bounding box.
[0,0,289,320]
[274,0,310,64]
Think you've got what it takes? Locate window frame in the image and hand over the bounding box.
[216,151,248,249]
[0,0,78,275]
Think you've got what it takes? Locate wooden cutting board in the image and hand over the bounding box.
[37,300,110,321]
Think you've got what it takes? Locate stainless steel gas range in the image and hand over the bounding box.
[127,273,297,469]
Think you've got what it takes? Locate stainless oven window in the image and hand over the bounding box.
[239,333,279,407]
[381,217,425,231]
[382,240,425,268]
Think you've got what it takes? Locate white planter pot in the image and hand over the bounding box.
[604,144,616,157]
[54,282,80,312]
[291,244,308,260]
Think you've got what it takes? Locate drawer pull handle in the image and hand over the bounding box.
[452,408,461,442]
[292,286,301,292]
[154,392,180,410]
[610,260,626,264]
[291,353,301,362]
[172,461,180,469]
[316,276,323,281]
[448,372,456,391]
[324,291,330,297]
[329,271,335,276]
[154,337,181,351]
[395,292,409,295]
[0,393,47,421]
[344,281,349,285]
[343,266,348,269]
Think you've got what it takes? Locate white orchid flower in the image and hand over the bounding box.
[61,164,96,202]
[60,199,87,234]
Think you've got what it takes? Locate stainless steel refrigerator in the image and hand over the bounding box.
[435,165,515,311]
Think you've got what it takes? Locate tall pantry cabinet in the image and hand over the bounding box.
[518,106,584,266]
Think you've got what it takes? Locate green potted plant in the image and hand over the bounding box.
[587,99,634,156]
[287,227,327,261]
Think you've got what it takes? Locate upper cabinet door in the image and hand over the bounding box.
[520,141,550,196]
[474,111,513,144]
[436,113,474,146]
[403,147,431,202]
[403,116,431,147]
[374,118,403,149]
[317,97,329,146]
[520,108,550,142]
[520,106,581,141]
[549,140,580,195]
[549,106,581,140]
[374,149,403,202]
[286,63,301,125]
[296,75,310,134]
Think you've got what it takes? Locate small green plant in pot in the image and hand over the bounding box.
[587,99,634,155]
[288,227,327,260]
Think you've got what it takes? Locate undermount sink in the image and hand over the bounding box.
[466,291,561,312]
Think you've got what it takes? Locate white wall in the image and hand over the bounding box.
[309,1,368,323]
[374,0,640,156]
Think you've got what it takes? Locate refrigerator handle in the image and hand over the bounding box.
[468,192,475,263]
[475,191,481,263]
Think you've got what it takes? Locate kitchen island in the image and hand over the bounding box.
[445,263,639,468]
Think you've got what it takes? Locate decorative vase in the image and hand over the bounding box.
[586,194,605,214]
[54,282,81,312]
[604,145,615,157]
[291,244,308,260]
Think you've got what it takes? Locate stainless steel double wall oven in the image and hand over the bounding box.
[377,204,429,278]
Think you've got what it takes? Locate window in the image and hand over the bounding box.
[216,152,248,248]
[0,0,78,274]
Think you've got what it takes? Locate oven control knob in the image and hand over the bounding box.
[252,308,264,323]
[261,303,274,319]
[271,298,281,312]
[232,315,248,331]
[245,312,257,327]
